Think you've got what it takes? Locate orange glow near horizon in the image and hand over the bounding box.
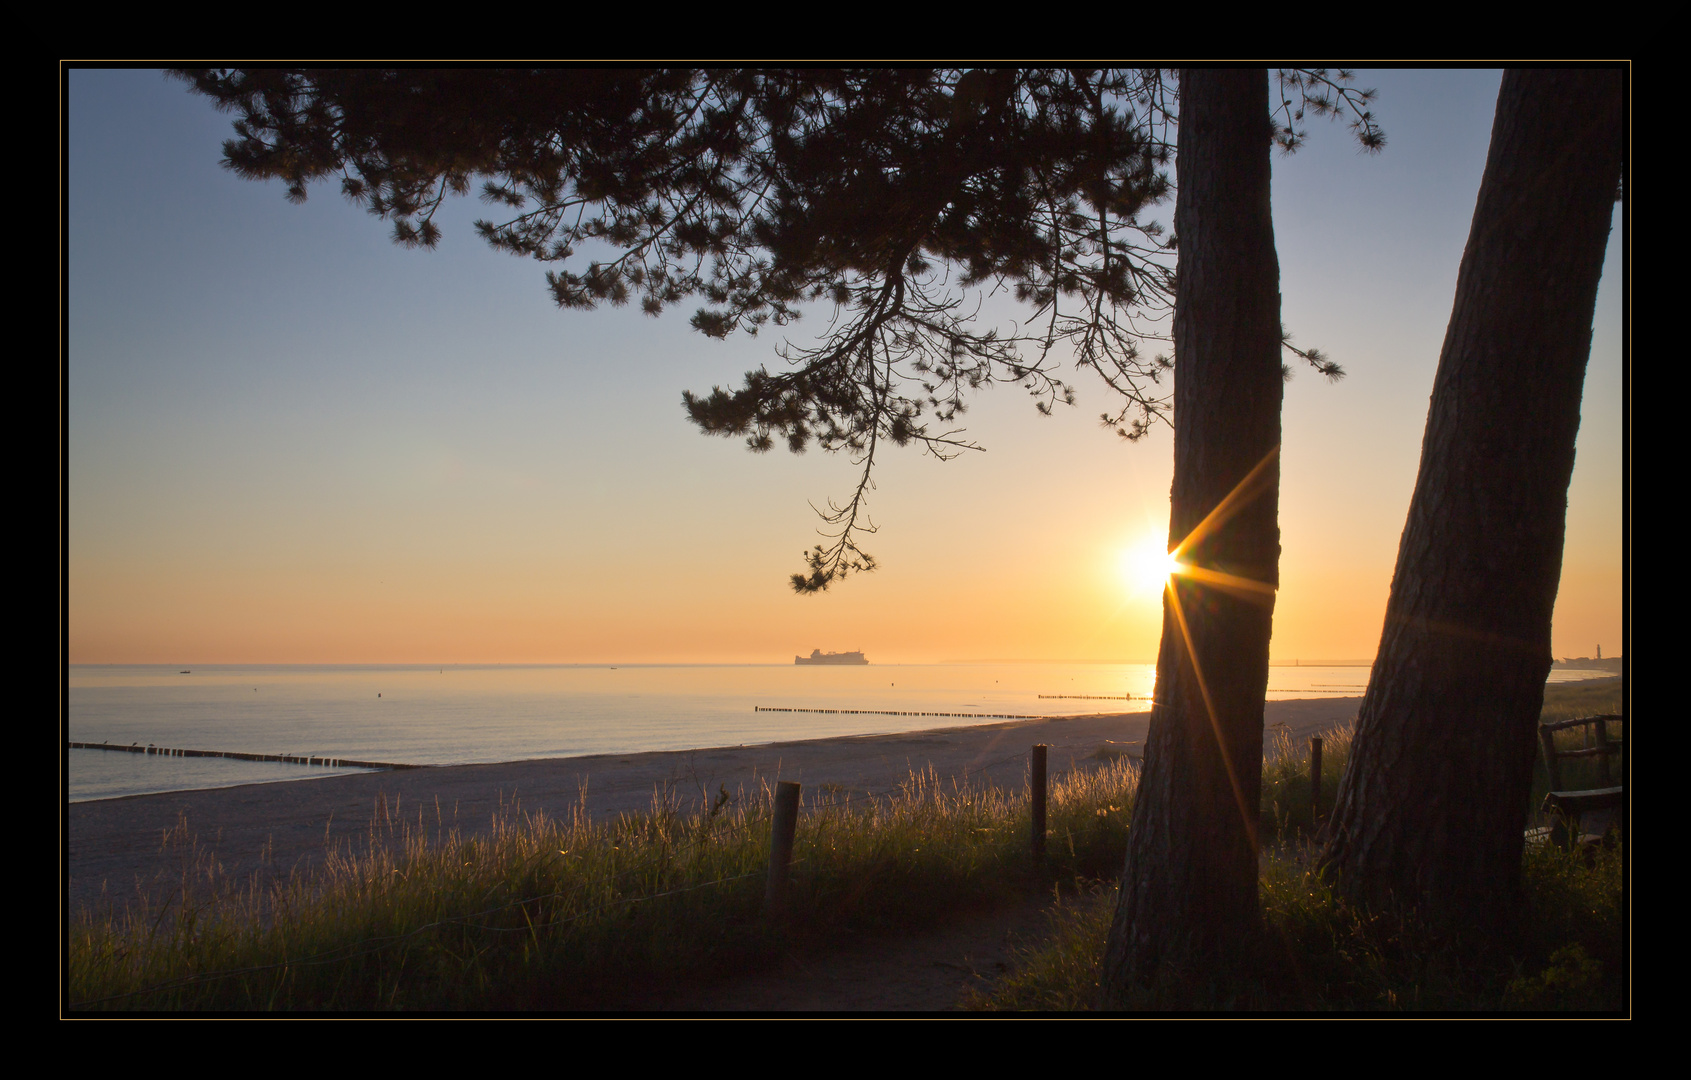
[66,416,1616,667]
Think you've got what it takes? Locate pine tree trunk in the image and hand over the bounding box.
[1319,69,1623,932]
[1100,68,1283,997]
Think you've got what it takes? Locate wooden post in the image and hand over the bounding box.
[1031,744,1048,860]
[766,781,801,910]
[1310,737,1324,824]
[1539,725,1563,791]
[1594,717,1612,787]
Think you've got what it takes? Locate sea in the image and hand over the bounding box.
[65,662,1612,803]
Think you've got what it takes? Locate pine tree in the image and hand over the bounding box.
[1101,69,1284,992]
[1318,68,1625,933]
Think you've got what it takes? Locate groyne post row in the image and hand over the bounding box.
[754,706,1044,721]
[1037,694,1137,700]
[66,741,421,772]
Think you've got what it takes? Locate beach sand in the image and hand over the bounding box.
[66,697,1360,917]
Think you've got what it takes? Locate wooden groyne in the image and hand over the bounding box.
[67,741,421,771]
[755,706,1043,721]
[1037,694,1137,700]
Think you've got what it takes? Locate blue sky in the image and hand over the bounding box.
[66,68,1624,663]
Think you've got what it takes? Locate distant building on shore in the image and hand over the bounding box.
[1552,655,1623,672]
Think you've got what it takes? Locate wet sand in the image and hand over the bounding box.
[65,697,1360,916]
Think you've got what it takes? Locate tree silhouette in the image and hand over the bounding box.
[1102,69,1291,993]
[1318,67,1625,935]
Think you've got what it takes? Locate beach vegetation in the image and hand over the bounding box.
[69,758,1139,1011]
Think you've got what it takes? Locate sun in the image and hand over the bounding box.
[1118,535,1183,595]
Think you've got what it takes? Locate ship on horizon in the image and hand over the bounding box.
[794,648,869,666]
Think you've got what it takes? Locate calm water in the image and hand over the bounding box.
[66,663,1608,802]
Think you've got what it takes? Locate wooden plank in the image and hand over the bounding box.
[1540,714,1624,733]
[1542,787,1624,814]
[1555,746,1622,760]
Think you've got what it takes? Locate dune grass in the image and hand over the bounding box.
[69,759,1139,1011]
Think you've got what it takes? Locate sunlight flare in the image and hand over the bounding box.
[1164,581,1258,848]
[1170,445,1281,567]
[1178,564,1277,603]
[1149,444,1287,850]
[1120,536,1184,595]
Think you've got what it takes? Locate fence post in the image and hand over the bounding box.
[766,781,802,911]
[1310,737,1324,824]
[1031,744,1048,860]
[1595,717,1612,786]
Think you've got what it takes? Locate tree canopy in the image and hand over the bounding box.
[173,67,1372,590]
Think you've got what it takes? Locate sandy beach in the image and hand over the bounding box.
[66,697,1360,917]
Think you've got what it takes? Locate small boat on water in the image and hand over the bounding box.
[795,648,869,666]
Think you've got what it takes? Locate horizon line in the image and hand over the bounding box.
[67,656,1394,668]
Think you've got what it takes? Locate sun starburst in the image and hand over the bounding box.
[1156,444,1282,847]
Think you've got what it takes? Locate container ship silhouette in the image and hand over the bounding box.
[794,649,869,666]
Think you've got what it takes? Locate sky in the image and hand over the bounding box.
[65,68,1625,665]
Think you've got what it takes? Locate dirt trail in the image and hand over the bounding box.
[647,893,1066,1013]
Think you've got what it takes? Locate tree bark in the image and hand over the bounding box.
[1100,68,1283,997]
[1319,69,1624,932]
